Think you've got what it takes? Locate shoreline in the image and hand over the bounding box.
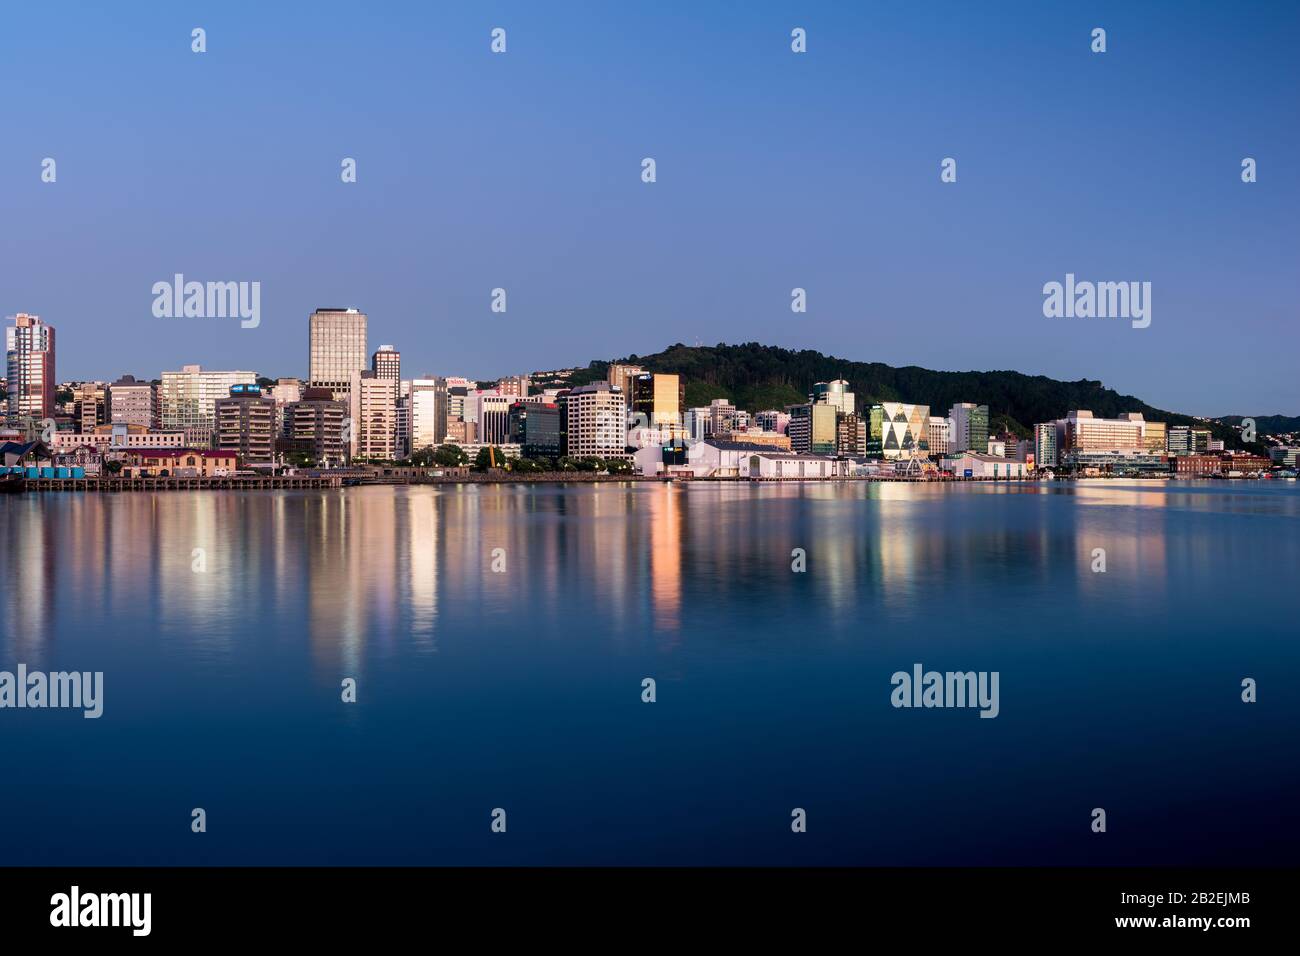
[5,473,1292,493]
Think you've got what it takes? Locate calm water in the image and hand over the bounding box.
[2,481,1298,866]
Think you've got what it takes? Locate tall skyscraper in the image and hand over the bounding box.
[309,308,368,403]
[5,313,56,419]
[372,345,400,381]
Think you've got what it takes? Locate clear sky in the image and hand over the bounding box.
[2,1,1296,416]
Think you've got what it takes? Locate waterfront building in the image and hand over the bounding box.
[5,313,56,419]
[160,365,257,447]
[121,448,238,478]
[1268,447,1300,467]
[1055,410,1145,454]
[787,403,837,455]
[565,382,628,459]
[308,308,368,404]
[811,379,855,416]
[51,424,185,455]
[928,416,952,457]
[1143,420,1167,454]
[108,375,157,429]
[349,370,398,460]
[633,438,845,479]
[868,402,931,459]
[215,383,277,466]
[509,401,562,458]
[285,387,348,465]
[944,452,1027,479]
[948,403,989,454]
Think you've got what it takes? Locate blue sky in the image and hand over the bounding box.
[1,1,1296,415]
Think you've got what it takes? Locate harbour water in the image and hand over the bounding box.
[2,480,1297,865]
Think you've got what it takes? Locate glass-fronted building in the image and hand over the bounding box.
[868,402,931,459]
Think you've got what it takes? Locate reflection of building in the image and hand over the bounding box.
[869,402,931,459]
[787,403,837,454]
[565,382,627,459]
[5,313,56,419]
[948,403,988,454]
[215,384,277,466]
[309,308,368,403]
[160,365,257,447]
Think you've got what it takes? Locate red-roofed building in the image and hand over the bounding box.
[122,449,237,477]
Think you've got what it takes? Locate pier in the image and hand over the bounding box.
[27,475,343,492]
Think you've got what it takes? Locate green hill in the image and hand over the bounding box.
[561,342,1263,450]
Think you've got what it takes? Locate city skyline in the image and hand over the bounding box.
[2,1,1297,415]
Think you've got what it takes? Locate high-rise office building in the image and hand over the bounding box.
[1034,422,1058,468]
[409,379,444,452]
[215,384,277,466]
[811,379,855,416]
[755,410,790,435]
[108,375,158,429]
[1143,420,1167,455]
[948,403,990,454]
[372,345,400,381]
[787,403,837,454]
[632,373,686,441]
[308,308,368,403]
[349,370,398,459]
[496,375,531,398]
[160,365,257,447]
[565,382,628,459]
[5,313,56,419]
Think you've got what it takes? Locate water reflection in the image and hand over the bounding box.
[3,482,1298,672]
